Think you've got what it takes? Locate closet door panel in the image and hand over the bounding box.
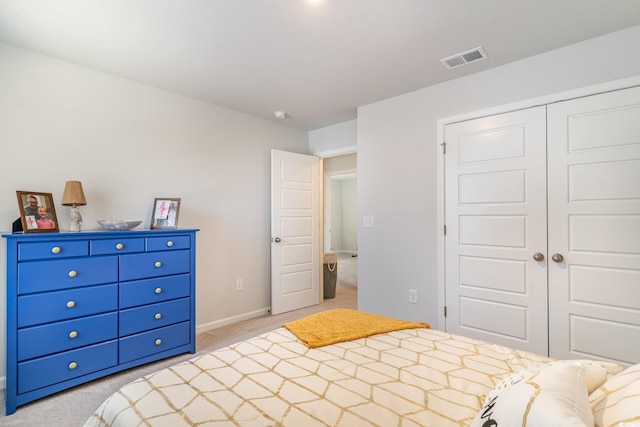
[444,106,548,354]
[548,85,640,366]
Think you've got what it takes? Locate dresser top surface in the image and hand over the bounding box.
[2,228,199,241]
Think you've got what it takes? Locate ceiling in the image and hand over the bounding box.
[1,1,639,131]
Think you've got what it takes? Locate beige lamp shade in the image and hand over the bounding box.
[61,181,87,206]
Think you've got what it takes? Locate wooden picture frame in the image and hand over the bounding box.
[151,198,181,229]
[16,191,59,233]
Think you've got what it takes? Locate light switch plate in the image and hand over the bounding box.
[363,216,374,228]
[409,289,418,304]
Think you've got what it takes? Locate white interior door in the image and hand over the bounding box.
[548,86,640,365]
[444,106,549,354]
[271,149,320,315]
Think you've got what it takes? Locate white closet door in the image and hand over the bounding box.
[548,86,640,365]
[444,106,548,354]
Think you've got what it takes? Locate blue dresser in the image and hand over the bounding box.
[2,229,198,415]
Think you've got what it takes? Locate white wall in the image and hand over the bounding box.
[323,152,357,172]
[357,25,640,326]
[340,178,358,253]
[330,180,344,251]
[0,43,309,384]
[309,119,357,156]
[328,177,357,253]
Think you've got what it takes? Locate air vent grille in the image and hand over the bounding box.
[441,47,487,69]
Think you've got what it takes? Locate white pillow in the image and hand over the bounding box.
[590,363,640,427]
[576,359,623,394]
[471,360,594,427]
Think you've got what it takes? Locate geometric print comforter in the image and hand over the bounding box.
[84,327,552,427]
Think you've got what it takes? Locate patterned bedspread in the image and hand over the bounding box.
[84,327,551,426]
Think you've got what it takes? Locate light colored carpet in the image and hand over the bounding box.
[0,254,357,426]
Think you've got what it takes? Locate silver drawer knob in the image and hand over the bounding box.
[155,313,162,320]
[532,252,544,262]
[69,331,78,339]
[155,339,162,346]
[51,247,61,254]
[552,253,564,263]
[166,241,174,247]
[154,261,162,268]
[115,243,124,250]
[68,362,78,370]
[68,270,77,278]
[155,287,162,294]
[66,301,76,308]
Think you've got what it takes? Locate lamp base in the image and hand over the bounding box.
[69,220,82,232]
[69,206,83,232]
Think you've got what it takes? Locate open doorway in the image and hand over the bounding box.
[323,153,357,300]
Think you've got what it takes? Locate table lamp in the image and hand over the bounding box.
[62,180,87,231]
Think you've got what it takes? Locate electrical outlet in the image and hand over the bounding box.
[363,216,374,228]
[236,279,243,291]
[409,289,418,304]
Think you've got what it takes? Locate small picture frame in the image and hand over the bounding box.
[16,191,60,233]
[151,198,181,229]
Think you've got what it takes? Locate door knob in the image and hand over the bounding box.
[274,237,282,243]
[533,252,544,262]
[552,253,564,263]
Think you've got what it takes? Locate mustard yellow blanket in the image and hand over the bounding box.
[282,308,430,348]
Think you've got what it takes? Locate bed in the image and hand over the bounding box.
[84,309,638,427]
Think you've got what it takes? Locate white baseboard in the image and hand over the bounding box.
[195,307,271,335]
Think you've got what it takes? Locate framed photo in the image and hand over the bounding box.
[151,198,181,229]
[16,191,59,233]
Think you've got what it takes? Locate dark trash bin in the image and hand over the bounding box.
[323,253,338,299]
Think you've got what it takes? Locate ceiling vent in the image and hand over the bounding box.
[440,47,488,69]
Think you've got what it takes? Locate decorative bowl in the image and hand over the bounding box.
[97,220,143,231]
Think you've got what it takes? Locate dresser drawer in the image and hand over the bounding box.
[18,312,117,361]
[119,250,190,281]
[18,284,118,328]
[119,298,190,336]
[119,321,190,364]
[18,256,118,294]
[120,274,191,309]
[18,240,89,261]
[147,235,191,252]
[18,340,118,394]
[90,237,145,255]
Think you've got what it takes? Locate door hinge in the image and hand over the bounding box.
[444,306,447,317]
[441,142,446,154]
[444,224,447,235]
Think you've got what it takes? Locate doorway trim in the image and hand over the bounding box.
[436,75,640,331]
[315,145,357,158]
